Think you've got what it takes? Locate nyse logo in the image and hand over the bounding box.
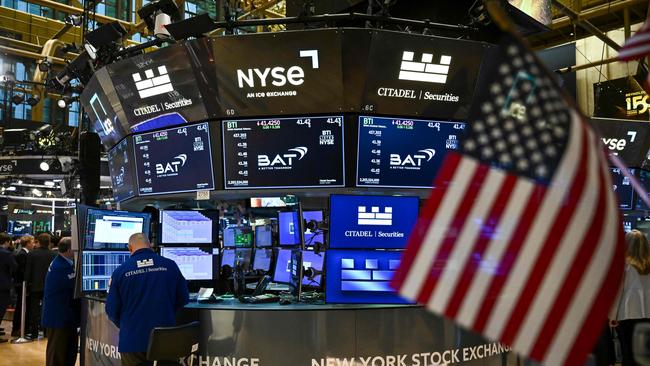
[398,51,451,84]
[236,50,319,88]
[258,147,308,167]
[602,131,637,153]
[132,65,174,99]
[389,149,436,167]
[358,206,393,226]
[0,160,16,173]
[155,154,187,175]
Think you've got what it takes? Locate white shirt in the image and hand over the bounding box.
[613,264,650,320]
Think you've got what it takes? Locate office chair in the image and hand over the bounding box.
[146,321,201,366]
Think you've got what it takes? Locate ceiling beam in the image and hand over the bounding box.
[17,0,136,31]
[551,0,648,29]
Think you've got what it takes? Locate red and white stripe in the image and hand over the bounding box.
[619,20,650,61]
[392,111,624,365]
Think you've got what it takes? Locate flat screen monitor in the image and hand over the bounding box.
[160,210,213,244]
[636,169,649,211]
[252,249,273,272]
[223,227,253,248]
[160,247,217,280]
[250,197,289,208]
[84,209,151,250]
[255,225,273,247]
[301,250,324,288]
[610,168,635,210]
[273,249,292,284]
[326,249,411,304]
[107,137,137,201]
[220,248,252,271]
[8,220,32,236]
[81,251,130,292]
[278,211,323,246]
[222,116,345,189]
[329,195,419,249]
[357,116,465,188]
[133,122,215,195]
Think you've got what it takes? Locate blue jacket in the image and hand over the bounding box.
[41,255,80,328]
[106,248,189,353]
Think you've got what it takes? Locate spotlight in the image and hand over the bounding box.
[6,186,16,192]
[138,0,180,38]
[17,180,23,185]
[44,181,55,187]
[11,94,24,105]
[40,161,50,171]
[32,188,42,197]
[57,96,73,109]
[38,59,52,72]
[64,14,83,26]
[26,95,41,106]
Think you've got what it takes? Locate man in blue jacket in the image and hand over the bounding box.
[106,233,189,366]
[0,232,17,343]
[42,237,80,366]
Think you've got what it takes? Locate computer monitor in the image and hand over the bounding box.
[273,249,292,284]
[223,227,254,248]
[255,225,273,247]
[252,249,273,272]
[301,250,325,288]
[278,211,323,246]
[8,220,32,236]
[220,248,252,271]
[85,209,151,250]
[303,211,324,247]
[160,211,213,244]
[81,251,131,292]
[160,247,217,280]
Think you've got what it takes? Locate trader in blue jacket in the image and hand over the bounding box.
[106,233,189,366]
[42,237,80,366]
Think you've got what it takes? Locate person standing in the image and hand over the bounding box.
[12,235,34,337]
[0,233,17,343]
[25,233,55,339]
[42,238,80,366]
[611,230,650,365]
[106,233,189,366]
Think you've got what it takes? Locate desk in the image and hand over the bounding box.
[83,298,516,366]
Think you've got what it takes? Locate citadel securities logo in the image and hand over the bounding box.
[132,65,174,99]
[237,50,320,99]
[136,259,154,268]
[257,147,308,169]
[398,51,452,84]
[389,148,436,167]
[358,206,393,226]
[156,154,187,175]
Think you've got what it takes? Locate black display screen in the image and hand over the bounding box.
[222,116,345,189]
[610,167,635,210]
[134,122,215,195]
[107,137,137,201]
[357,116,465,188]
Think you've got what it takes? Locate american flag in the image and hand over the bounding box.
[392,33,625,365]
[619,20,650,94]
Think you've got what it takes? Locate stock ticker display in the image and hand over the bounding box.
[133,122,215,195]
[357,116,465,188]
[107,137,137,202]
[222,116,345,189]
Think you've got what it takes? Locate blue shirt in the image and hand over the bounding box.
[42,255,80,328]
[106,248,189,353]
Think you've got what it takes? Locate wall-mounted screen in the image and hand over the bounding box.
[84,209,151,250]
[329,195,419,249]
[222,116,345,189]
[134,122,215,195]
[107,137,137,201]
[326,250,411,304]
[160,211,213,244]
[610,168,635,210]
[357,116,464,188]
[8,220,32,236]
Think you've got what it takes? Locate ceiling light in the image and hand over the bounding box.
[32,188,42,197]
[44,181,55,187]
[11,94,24,105]
[38,59,51,72]
[26,95,41,106]
[6,186,16,191]
[40,161,50,171]
[17,180,23,185]
[57,99,67,108]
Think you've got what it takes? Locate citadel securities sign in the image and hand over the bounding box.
[361,31,488,120]
[213,29,344,117]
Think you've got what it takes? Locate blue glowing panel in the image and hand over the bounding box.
[278,212,300,246]
[326,250,411,304]
[255,225,273,247]
[253,249,273,271]
[357,116,465,188]
[273,249,292,283]
[329,195,419,249]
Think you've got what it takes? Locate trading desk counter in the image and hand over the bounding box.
[83,298,516,366]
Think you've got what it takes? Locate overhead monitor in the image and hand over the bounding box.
[222,116,345,189]
[133,122,215,195]
[107,137,137,201]
[636,169,649,211]
[160,210,213,244]
[357,116,465,188]
[278,211,323,246]
[255,225,273,247]
[160,247,217,280]
[326,249,411,304]
[84,209,151,250]
[223,227,253,248]
[8,220,32,236]
[329,195,419,249]
[81,251,131,292]
[610,168,635,210]
[252,249,273,272]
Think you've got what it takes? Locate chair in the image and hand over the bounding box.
[146,321,201,366]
